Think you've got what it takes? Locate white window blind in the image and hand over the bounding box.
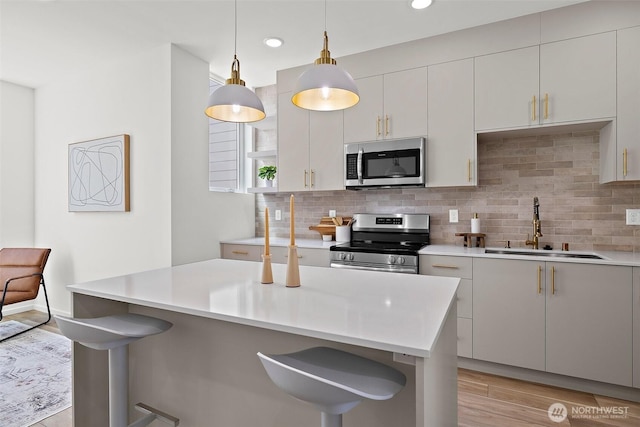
[208,79,242,192]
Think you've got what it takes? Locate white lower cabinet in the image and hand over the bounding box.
[270,246,330,267]
[221,244,262,261]
[220,244,329,267]
[634,267,640,388]
[546,263,633,387]
[420,255,473,357]
[473,258,633,386]
[473,258,545,371]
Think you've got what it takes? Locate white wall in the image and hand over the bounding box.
[170,45,254,266]
[0,81,35,247]
[29,44,254,315]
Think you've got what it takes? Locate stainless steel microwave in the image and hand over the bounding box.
[344,137,426,189]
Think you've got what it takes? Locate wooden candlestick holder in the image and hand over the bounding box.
[285,245,301,287]
[261,254,273,284]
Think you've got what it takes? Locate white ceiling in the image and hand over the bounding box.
[0,0,588,89]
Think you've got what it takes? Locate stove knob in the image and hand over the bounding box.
[398,257,406,265]
[388,255,396,264]
[348,253,355,261]
[339,253,347,261]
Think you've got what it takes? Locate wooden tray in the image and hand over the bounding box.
[308,216,352,238]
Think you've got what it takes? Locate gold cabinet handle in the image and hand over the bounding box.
[431,264,459,269]
[385,115,390,136]
[232,250,249,255]
[467,159,472,182]
[537,265,542,294]
[551,266,556,295]
[304,170,308,188]
[623,148,628,177]
[310,169,315,188]
[544,93,549,120]
[376,116,381,136]
[532,95,537,122]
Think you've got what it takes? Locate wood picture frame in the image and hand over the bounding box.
[68,134,130,212]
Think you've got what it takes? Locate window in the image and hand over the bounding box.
[208,77,246,192]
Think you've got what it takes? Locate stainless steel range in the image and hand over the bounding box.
[330,213,430,274]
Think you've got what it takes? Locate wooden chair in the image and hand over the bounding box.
[0,248,52,342]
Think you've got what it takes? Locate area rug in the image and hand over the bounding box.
[0,320,72,427]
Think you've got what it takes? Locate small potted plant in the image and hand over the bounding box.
[258,165,277,187]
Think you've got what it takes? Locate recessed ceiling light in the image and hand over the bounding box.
[411,0,433,10]
[264,37,284,48]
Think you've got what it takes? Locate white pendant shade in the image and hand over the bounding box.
[204,0,265,123]
[292,30,359,112]
[292,63,359,111]
[205,82,266,123]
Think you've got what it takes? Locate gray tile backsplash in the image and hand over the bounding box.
[254,129,640,252]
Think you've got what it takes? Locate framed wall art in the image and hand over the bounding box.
[68,134,130,212]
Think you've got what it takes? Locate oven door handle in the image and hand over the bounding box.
[330,262,417,274]
[357,148,363,185]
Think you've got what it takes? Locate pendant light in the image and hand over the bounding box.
[205,0,265,123]
[291,0,359,111]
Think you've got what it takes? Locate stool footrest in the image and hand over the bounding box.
[134,402,179,426]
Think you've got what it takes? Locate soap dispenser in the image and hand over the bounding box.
[471,213,481,234]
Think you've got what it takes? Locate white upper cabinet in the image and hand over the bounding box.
[277,92,344,192]
[278,92,309,192]
[602,25,640,183]
[309,110,345,191]
[540,31,616,124]
[475,46,539,131]
[427,58,475,187]
[343,68,427,143]
[475,32,616,132]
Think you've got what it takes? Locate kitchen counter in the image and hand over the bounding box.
[420,244,640,267]
[222,237,640,267]
[67,259,459,427]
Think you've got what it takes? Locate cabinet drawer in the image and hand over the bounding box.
[458,318,473,358]
[457,279,472,319]
[221,244,262,262]
[270,247,330,267]
[420,255,472,279]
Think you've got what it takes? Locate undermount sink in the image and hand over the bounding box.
[484,248,605,260]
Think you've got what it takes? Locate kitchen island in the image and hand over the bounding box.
[67,259,458,427]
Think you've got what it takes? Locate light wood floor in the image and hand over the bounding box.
[4,311,639,427]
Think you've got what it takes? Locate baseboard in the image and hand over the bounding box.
[1,301,36,316]
[2,301,70,318]
[459,357,640,403]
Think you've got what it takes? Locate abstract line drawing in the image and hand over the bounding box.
[68,134,130,212]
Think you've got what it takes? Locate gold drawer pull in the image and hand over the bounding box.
[431,264,460,269]
[285,254,303,259]
[544,93,549,119]
[232,250,249,255]
[537,265,542,294]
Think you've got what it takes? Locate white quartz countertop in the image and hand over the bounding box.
[66,259,458,358]
[420,244,640,267]
[220,237,335,249]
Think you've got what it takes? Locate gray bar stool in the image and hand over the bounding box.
[55,313,179,427]
[258,346,406,427]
